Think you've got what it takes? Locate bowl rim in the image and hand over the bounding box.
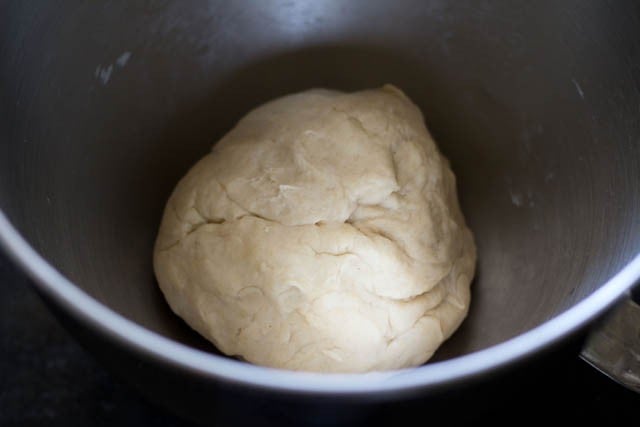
[1,209,639,395]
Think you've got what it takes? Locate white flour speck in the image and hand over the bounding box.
[510,191,524,207]
[572,78,585,99]
[95,52,132,86]
[96,64,113,85]
[116,51,132,68]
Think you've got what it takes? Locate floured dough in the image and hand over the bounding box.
[153,85,476,373]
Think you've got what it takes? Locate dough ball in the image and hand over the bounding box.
[153,85,476,373]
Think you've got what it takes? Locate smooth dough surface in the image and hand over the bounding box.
[154,85,476,373]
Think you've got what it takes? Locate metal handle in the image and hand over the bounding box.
[580,295,640,392]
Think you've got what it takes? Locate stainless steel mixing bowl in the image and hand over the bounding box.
[1,0,639,424]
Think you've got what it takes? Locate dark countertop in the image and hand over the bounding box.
[1,250,638,426]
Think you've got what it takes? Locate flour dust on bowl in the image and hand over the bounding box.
[1,0,640,423]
